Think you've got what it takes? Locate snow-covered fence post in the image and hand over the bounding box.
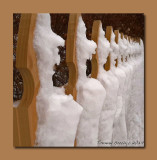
[13,14,39,147]
[91,20,101,78]
[75,16,106,147]
[120,33,124,62]
[124,35,127,39]
[138,37,141,44]
[124,35,128,62]
[13,106,20,146]
[121,33,124,39]
[128,36,131,58]
[104,26,112,71]
[65,13,80,146]
[65,14,80,101]
[114,30,119,67]
[128,36,131,42]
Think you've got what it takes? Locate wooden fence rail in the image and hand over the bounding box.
[65,14,80,101]
[13,13,39,147]
[114,30,119,67]
[91,20,101,79]
[104,26,112,71]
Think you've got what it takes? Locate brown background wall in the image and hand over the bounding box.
[1,0,157,159]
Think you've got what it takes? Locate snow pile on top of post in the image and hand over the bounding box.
[97,23,111,75]
[76,16,97,82]
[110,30,119,68]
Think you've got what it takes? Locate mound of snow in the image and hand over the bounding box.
[33,13,83,147]
[95,24,120,147]
[75,16,106,147]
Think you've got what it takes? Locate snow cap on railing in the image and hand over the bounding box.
[97,22,111,73]
[110,30,119,67]
[129,38,135,56]
[76,15,97,82]
[33,13,65,91]
[126,36,132,57]
[118,33,128,58]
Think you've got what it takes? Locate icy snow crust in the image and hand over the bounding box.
[33,13,83,147]
[76,17,106,147]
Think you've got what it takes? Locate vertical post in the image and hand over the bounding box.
[128,36,131,57]
[14,14,39,147]
[104,26,112,71]
[91,20,101,78]
[65,14,80,101]
[128,36,131,42]
[137,37,141,45]
[124,35,127,39]
[121,33,124,62]
[13,108,20,146]
[124,35,128,62]
[131,37,135,58]
[132,37,135,42]
[114,30,119,67]
[121,33,124,39]
[65,14,80,147]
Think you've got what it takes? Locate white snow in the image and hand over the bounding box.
[75,16,106,147]
[33,13,83,147]
[96,25,120,147]
[125,39,144,147]
[110,32,127,147]
[13,100,21,108]
[112,34,144,147]
[95,24,144,147]
[30,13,144,147]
